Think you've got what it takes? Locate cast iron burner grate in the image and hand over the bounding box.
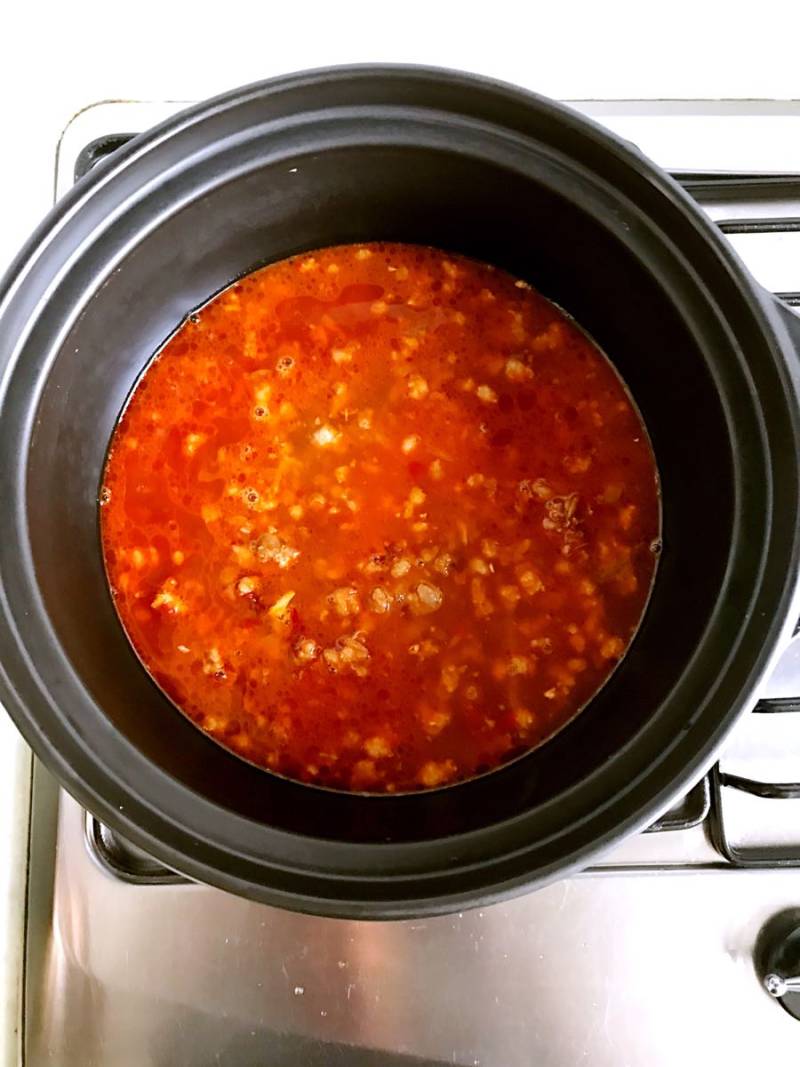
[75,135,800,883]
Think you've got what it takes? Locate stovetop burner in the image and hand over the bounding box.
[21,99,800,1067]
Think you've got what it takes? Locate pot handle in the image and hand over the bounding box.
[710,309,800,867]
[774,295,800,362]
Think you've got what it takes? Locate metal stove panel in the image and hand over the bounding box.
[22,97,800,1067]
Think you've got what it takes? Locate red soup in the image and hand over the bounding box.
[100,243,660,793]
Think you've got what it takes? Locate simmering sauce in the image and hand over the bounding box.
[101,243,660,793]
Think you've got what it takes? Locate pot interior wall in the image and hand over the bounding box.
[25,143,733,843]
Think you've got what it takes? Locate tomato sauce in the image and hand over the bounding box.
[100,243,660,793]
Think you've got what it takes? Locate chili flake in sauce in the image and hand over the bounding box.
[100,243,660,793]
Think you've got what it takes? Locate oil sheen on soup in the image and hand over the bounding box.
[100,243,660,794]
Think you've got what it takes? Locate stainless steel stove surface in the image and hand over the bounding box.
[23,99,800,1067]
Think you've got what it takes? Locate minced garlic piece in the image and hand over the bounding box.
[440,663,463,694]
[418,760,456,788]
[419,707,451,736]
[504,357,533,382]
[329,586,360,616]
[323,632,370,677]
[294,637,319,663]
[412,581,443,614]
[600,636,625,659]
[403,486,426,517]
[151,578,187,614]
[202,647,225,677]
[514,708,535,730]
[499,584,521,609]
[407,375,429,399]
[364,735,392,758]
[518,569,544,595]
[508,655,532,676]
[370,587,393,613]
[312,424,340,447]
[391,558,412,578]
[254,530,299,569]
[183,432,206,456]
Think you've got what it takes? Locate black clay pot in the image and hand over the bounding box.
[2,66,800,918]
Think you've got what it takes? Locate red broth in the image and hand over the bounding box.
[100,243,660,793]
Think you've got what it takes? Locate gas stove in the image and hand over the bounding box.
[19,97,800,1066]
